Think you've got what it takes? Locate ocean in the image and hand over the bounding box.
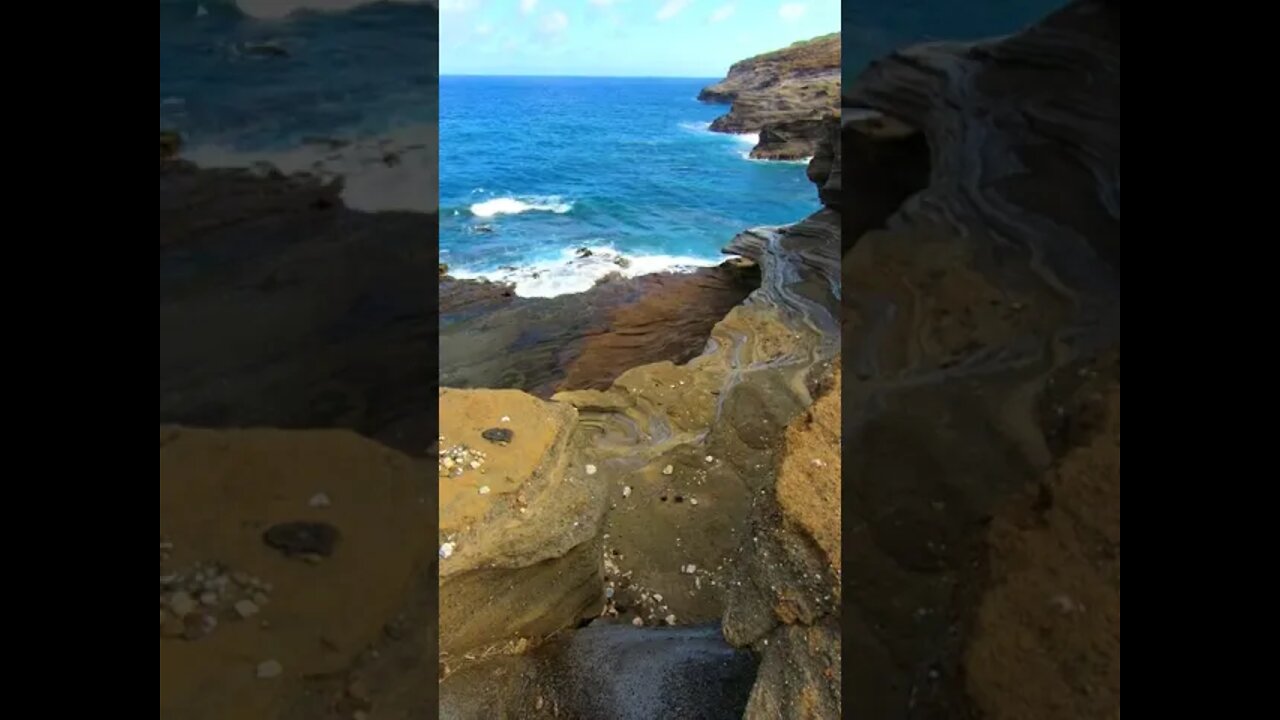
[438,76,820,298]
[159,0,438,212]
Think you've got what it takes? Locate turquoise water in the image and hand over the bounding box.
[438,76,820,297]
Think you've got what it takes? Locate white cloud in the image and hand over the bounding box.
[541,9,569,34]
[588,0,614,6]
[710,3,734,22]
[475,22,493,34]
[778,2,805,21]
[656,0,691,21]
[520,0,538,14]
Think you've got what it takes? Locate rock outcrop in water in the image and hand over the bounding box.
[840,1,1120,717]
[700,33,840,160]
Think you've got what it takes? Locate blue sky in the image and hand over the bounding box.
[438,0,840,77]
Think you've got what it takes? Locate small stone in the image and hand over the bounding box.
[605,586,615,598]
[662,465,673,475]
[442,457,455,469]
[256,660,283,679]
[632,617,643,627]
[652,594,663,602]
[585,464,597,475]
[665,614,677,625]
[440,542,455,559]
[622,486,632,498]
[478,485,491,495]
[705,455,714,463]
[183,612,217,641]
[170,591,196,618]
[200,591,219,607]
[303,553,323,565]
[309,492,332,508]
[501,416,511,423]
[263,521,341,558]
[234,600,260,619]
[481,427,514,444]
[811,458,826,468]
[690,498,698,506]
[253,592,270,606]
[470,460,481,469]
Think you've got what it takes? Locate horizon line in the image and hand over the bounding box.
[439,72,721,80]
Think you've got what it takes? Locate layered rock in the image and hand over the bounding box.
[159,161,435,457]
[439,261,759,397]
[437,389,607,661]
[700,33,840,160]
[840,1,1120,717]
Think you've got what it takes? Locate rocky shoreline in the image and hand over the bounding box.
[437,73,844,717]
[699,33,840,160]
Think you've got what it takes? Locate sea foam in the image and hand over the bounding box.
[470,197,573,218]
[450,245,727,299]
[181,123,439,213]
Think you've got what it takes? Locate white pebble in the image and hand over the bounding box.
[665,614,677,625]
[705,455,714,463]
[501,416,511,423]
[653,593,663,602]
[256,660,283,679]
[442,457,455,469]
[662,465,673,475]
[234,600,260,619]
[439,542,455,559]
[690,498,698,506]
[478,485,491,495]
[470,460,481,469]
[622,486,632,498]
[631,617,643,627]
[585,464,597,475]
[308,492,331,508]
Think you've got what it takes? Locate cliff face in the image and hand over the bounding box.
[700,33,840,160]
[841,1,1120,717]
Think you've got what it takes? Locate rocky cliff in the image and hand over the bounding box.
[700,33,840,160]
[840,1,1120,717]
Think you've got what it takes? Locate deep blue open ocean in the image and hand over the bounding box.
[439,76,820,297]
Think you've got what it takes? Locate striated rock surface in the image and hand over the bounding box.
[437,389,607,661]
[700,34,840,160]
[840,1,1120,717]
[440,261,759,397]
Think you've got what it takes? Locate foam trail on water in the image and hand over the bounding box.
[182,124,439,213]
[470,197,573,217]
[451,245,729,298]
